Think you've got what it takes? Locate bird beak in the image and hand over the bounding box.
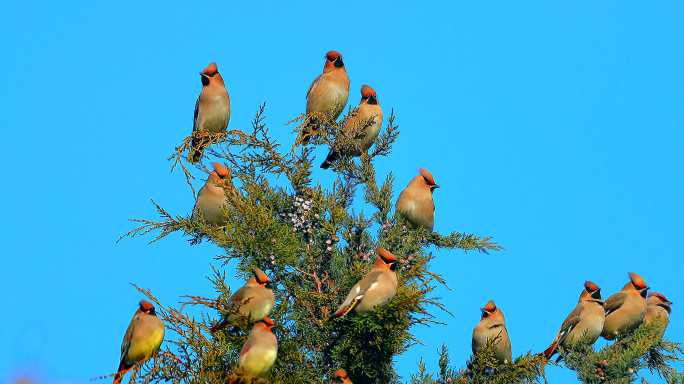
[367,95,378,105]
[431,184,440,190]
[200,73,210,86]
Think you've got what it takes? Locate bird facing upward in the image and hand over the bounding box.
[188,62,231,163]
[302,50,350,143]
[395,168,439,231]
[321,84,383,169]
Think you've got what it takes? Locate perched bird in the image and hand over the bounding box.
[472,300,512,364]
[239,317,278,377]
[334,248,398,317]
[395,168,439,231]
[302,50,350,143]
[321,84,383,169]
[601,272,649,340]
[188,62,231,163]
[543,281,605,360]
[332,368,353,384]
[644,291,673,336]
[211,268,275,332]
[192,162,231,225]
[113,300,165,384]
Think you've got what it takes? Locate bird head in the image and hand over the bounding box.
[333,368,349,383]
[200,62,222,86]
[419,168,440,191]
[583,280,602,301]
[628,272,649,297]
[360,84,378,105]
[139,300,156,315]
[480,300,499,319]
[258,316,275,330]
[212,162,230,179]
[207,171,222,186]
[324,50,345,71]
[648,291,673,313]
[375,247,398,270]
[253,267,271,286]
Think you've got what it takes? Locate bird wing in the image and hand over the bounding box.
[119,314,140,364]
[192,97,200,132]
[334,271,382,317]
[307,74,322,101]
[604,292,627,316]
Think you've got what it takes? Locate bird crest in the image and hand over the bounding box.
[202,62,219,76]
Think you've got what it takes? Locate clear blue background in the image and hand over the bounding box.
[2,1,682,383]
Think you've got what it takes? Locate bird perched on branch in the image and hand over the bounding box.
[301,50,350,144]
[188,62,230,163]
[644,291,673,337]
[211,267,275,332]
[192,162,232,225]
[113,300,165,384]
[239,317,278,377]
[321,84,383,169]
[334,248,398,317]
[395,168,439,231]
[472,300,512,364]
[332,368,353,383]
[601,272,649,340]
[543,281,605,360]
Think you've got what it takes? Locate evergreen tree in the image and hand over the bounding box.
[123,103,681,383]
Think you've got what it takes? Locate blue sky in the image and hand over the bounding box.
[2,1,682,383]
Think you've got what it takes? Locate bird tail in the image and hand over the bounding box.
[210,319,228,333]
[333,296,362,318]
[542,340,558,361]
[188,137,205,164]
[320,150,338,169]
[112,361,128,384]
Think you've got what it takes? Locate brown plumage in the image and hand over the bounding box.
[601,272,649,340]
[321,84,383,169]
[543,281,605,360]
[302,50,350,143]
[239,317,278,377]
[113,301,165,384]
[189,62,231,163]
[334,248,398,317]
[210,268,275,332]
[644,291,672,337]
[395,168,439,231]
[192,162,232,225]
[472,300,512,364]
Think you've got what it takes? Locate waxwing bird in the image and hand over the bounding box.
[192,162,232,225]
[113,300,165,384]
[332,368,353,384]
[321,84,383,169]
[472,300,512,364]
[395,168,439,231]
[543,281,605,360]
[188,62,231,163]
[334,248,398,317]
[644,291,672,336]
[301,50,350,143]
[211,268,275,332]
[239,317,278,377]
[601,272,649,340]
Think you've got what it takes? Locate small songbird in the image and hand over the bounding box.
[321,84,383,169]
[644,291,673,336]
[302,50,350,143]
[332,368,353,384]
[472,300,512,364]
[188,62,231,163]
[211,268,275,332]
[395,168,439,231]
[334,248,398,317]
[239,317,278,377]
[601,272,649,340]
[113,300,165,384]
[543,281,605,360]
[192,162,231,225]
